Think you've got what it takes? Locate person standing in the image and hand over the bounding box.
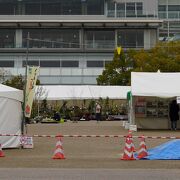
[95,102,101,123]
[169,100,179,130]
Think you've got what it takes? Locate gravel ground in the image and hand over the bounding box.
[0,121,180,169]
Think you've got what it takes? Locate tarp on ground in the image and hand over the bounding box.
[139,140,180,160]
[36,85,131,100]
[0,84,23,148]
[131,72,180,97]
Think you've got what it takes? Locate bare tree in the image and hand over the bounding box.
[0,68,11,83]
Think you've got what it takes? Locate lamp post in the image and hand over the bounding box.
[22,32,30,135]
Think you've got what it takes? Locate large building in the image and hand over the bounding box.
[0,0,175,85]
[158,0,180,39]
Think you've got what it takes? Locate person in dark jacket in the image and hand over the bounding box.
[169,100,179,130]
[53,111,60,121]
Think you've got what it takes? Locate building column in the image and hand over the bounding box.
[144,29,151,50]
[144,29,157,50]
[15,29,22,48]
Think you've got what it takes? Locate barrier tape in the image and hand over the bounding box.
[0,134,180,139]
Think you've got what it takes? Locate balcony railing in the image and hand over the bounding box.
[84,40,115,49]
[107,10,157,18]
[158,11,180,19]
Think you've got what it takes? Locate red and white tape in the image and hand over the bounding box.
[0,134,180,139]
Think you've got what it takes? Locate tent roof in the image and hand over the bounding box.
[131,72,180,97]
[0,84,23,102]
[36,85,131,100]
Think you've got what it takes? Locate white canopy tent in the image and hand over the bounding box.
[0,84,23,148]
[36,85,131,100]
[131,72,180,98]
[130,72,180,129]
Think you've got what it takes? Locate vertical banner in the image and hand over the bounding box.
[117,46,121,55]
[25,66,39,117]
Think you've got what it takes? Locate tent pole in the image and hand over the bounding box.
[22,32,30,135]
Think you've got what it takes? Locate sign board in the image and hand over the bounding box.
[177,97,180,104]
[20,136,34,149]
[129,125,137,132]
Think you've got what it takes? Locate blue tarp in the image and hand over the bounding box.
[136,140,180,160]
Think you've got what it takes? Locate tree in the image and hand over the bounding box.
[0,68,11,83]
[132,41,180,72]
[97,41,180,86]
[97,47,132,85]
[3,74,40,90]
[3,74,24,90]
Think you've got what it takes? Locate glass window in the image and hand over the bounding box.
[117,30,144,48]
[107,1,115,17]
[158,5,166,11]
[41,3,61,15]
[126,3,135,17]
[87,0,104,15]
[62,0,82,15]
[0,29,15,48]
[61,61,79,67]
[136,2,143,16]
[105,61,111,66]
[87,61,103,68]
[0,2,15,15]
[22,29,80,48]
[25,2,41,15]
[22,61,39,67]
[117,3,125,17]
[0,61,14,67]
[40,61,60,67]
[168,5,180,11]
[85,30,115,49]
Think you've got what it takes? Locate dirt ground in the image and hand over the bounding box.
[0,121,180,169]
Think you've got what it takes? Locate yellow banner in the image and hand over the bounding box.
[25,66,39,117]
[117,47,121,55]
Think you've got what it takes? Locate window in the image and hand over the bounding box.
[61,0,82,15]
[0,2,15,15]
[0,61,14,67]
[40,61,60,67]
[126,3,135,17]
[87,61,103,68]
[117,3,125,17]
[87,0,104,15]
[22,61,39,67]
[85,30,115,49]
[41,3,61,15]
[158,5,166,11]
[22,29,80,48]
[61,61,79,67]
[136,2,143,16]
[168,5,180,11]
[117,30,144,48]
[25,2,41,15]
[0,29,15,48]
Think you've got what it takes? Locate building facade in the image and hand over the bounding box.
[0,0,164,84]
[158,0,180,40]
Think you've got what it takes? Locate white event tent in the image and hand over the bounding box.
[130,72,180,129]
[0,84,23,148]
[36,85,131,100]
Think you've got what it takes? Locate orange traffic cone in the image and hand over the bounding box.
[128,130,136,152]
[52,136,65,159]
[0,144,5,157]
[121,134,135,160]
[137,135,148,159]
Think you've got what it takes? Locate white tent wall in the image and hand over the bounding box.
[0,98,21,148]
[131,72,180,129]
[36,85,131,100]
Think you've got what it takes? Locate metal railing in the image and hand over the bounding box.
[107,10,158,18]
[158,11,180,19]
